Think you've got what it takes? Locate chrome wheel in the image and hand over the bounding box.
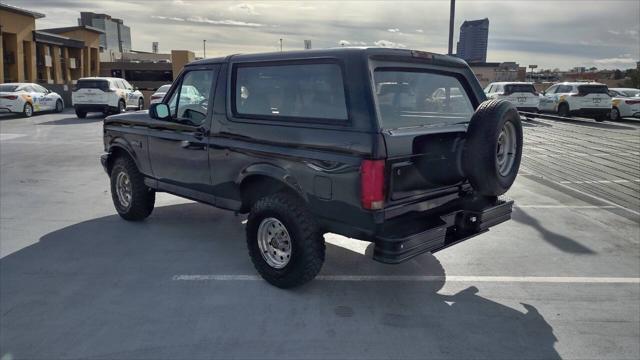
[496,121,517,176]
[115,171,132,209]
[24,104,33,117]
[257,217,292,269]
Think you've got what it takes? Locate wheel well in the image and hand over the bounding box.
[106,147,134,174]
[239,175,302,213]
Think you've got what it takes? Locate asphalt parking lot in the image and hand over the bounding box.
[1,110,639,359]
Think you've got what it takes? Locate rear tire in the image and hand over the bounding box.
[75,108,87,118]
[610,107,621,121]
[246,192,324,288]
[110,156,155,221]
[22,103,33,118]
[463,99,523,196]
[557,103,570,118]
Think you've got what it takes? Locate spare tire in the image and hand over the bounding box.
[462,99,523,196]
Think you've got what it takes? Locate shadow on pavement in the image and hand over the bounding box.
[0,203,560,359]
[38,114,104,125]
[512,208,595,254]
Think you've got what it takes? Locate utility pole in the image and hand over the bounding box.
[448,0,456,55]
[279,38,283,52]
[203,40,206,58]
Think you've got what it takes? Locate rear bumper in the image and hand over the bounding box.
[373,198,513,264]
[571,108,609,117]
[516,106,539,113]
[75,104,117,113]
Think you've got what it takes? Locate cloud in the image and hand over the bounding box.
[387,28,400,33]
[415,29,424,33]
[339,40,367,46]
[593,56,638,67]
[374,40,406,48]
[152,15,263,27]
[229,3,258,15]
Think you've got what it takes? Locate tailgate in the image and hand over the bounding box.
[73,88,108,104]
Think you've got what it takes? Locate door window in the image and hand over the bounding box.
[167,69,216,125]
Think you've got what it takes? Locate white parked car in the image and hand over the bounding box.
[484,82,540,112]
[0,83,64,117]
[539,82,611,121]
[149,84,172,105]
[71,77,144,118]
[608,88,640,120]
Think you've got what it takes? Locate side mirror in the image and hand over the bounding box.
[149,103,171,120]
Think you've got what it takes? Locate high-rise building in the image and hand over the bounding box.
[78,12,131,61]
[456,18,489,63]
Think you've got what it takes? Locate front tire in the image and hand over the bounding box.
[246,192,325,288]
[110,156,155,221]
[23,103,33,118]
[137,97,144,111]
[118,100,126,114]
[55,100,63,113]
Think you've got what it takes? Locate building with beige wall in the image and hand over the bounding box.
[0,3,43,83]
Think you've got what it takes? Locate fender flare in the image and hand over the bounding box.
[106,138,141,172]
[236,163,308,202]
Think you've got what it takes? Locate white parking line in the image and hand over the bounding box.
[172,275,640,283]
[515,205,617,209]
[559,179,640,185]
[0,133,26,141]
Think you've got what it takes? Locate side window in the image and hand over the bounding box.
[123,80,133,90]
[34,84,48,93]
[545,85,557,94]
[166,68,216,125]
[110,80,121,90]
[234,62,348,122]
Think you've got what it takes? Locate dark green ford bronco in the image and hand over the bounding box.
[101,48,523,288]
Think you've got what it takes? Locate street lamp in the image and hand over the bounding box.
[203,40,206,58]
[448,0,456,55]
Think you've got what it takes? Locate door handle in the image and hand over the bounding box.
[194,126,208,140]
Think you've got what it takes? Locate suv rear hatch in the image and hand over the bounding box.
[72,79,112,105]
[503,84,538,108]
[575,84,610,109]
[371,65,477,215]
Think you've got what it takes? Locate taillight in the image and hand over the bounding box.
[625,99,640,105]
[360,159,385,210]
[0,95,18,100]
[151,95,163,100]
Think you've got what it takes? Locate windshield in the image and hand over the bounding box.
[578,85,609,95]
[621,90,640,97]
[76,79,110,91]
[0,85,19,92]
[374,69,474,129]
[157,85,171,93]
[505,84,536,94]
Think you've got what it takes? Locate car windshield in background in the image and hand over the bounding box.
[505,84,536,94]
[76,80,110,91]
[374,69,474,129]
[621,90,640,97]
[0,85,19,92]
[157,85,172,92]
[578,85,609,95]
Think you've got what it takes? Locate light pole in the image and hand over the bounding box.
[203,40,206,58]
[448,0,456,55]
[279,38,283,52]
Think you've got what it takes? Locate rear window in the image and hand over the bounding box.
[76,79,110,91]
[578,85,609,95]
[234,63,348,122]
[374,69,474,129]
[0,85,19,92]
[505,84,536,94]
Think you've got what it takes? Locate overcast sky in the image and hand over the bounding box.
[9,0,640,70]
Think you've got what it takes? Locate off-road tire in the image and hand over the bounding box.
[55,100,63,113]
[110,156,155,221]
[557,103,570,118]
[463,99,523,196]
[23,103,33,118]
[246,192,324,288]
[75,108,87,118]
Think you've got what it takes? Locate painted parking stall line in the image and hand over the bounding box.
[172,274,640,284]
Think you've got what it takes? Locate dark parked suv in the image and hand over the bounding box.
[101,48,523,287]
